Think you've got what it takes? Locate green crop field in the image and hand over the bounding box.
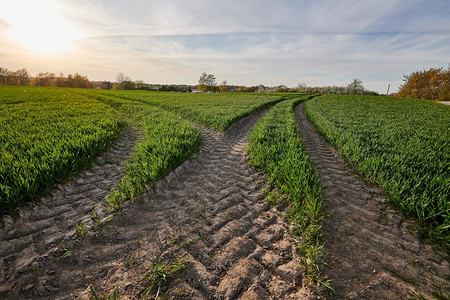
[0,86,124,214]
[83,90,285,131]
[0,87,289,213]
[4,86,447,251]
[248,95,326,284]
[305,95,450,249]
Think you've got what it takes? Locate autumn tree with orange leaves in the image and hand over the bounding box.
[397,65,450,101]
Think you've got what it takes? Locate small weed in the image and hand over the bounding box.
[92,209,101,226]
[89,285,119,300]
[265,188,282,205]
[380,210,388,224]
[183,240,195,249]
[76,221,89,237]
[200,203,208,214]
[411,290,428,300]
[319,279,334,291]
[384,266,415,284]
[108,225,118,234]
[124,252,137,268]
[90,209,114,238]
[33,266,42,272]
[164,233,183,245]
[141,254,189,299]
[407,259,419,267]
[57,243,73,260]
[197,204,210,219]
[431,283,449,300]
[183,234,207,249]
[58,252,70,260]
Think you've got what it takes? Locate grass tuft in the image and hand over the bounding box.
[141,254,189,299]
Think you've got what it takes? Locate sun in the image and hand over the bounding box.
[0,0,83,53]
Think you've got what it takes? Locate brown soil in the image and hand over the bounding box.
[295,102,449,299]
[1,109,316,299]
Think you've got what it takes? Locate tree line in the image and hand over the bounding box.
[197,72,378,95]
[3,66,448,99]
[0,67,92,88]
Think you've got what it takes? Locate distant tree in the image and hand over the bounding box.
[54,73,90,88]
[296,82,307,92]
[57,73,67,87]
[198,72,217,92]
[276,85,289,92]
[115,72,134,90]
[198,72,207,92]
[219,80,228,93]
[347,78,365,94]
[16,68,30,85]
[236,86,258,92]
[5,70,19,85]
[206,74,217,92]
[116,72,131,83]
[100,81,113,89]
[0,67,8,85]
[397,66,450,101]
[135,80,146,89]
[123,81,136,90]
[72,73,91,88]
[35,72,57,87]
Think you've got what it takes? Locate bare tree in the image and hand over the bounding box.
[116,72,131,84]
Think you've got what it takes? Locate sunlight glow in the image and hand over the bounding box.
[0,0,83,53]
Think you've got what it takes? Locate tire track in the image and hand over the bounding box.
[1,109,316,299]
[295,102,449,299]
[0,127,140,298]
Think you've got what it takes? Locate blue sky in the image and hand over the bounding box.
[0,0,449,93]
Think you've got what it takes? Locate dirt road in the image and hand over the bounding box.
[295,102,449,299]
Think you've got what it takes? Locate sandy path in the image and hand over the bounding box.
[295,102,449,299]
[1,109,314,299]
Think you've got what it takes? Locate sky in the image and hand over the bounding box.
[0,0,449,93]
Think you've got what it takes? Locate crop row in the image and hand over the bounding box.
[247,95,326,284]
[87,90,286,131]
[0,87,124,214]
[83,92,202,208]
[305,95,450,250]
